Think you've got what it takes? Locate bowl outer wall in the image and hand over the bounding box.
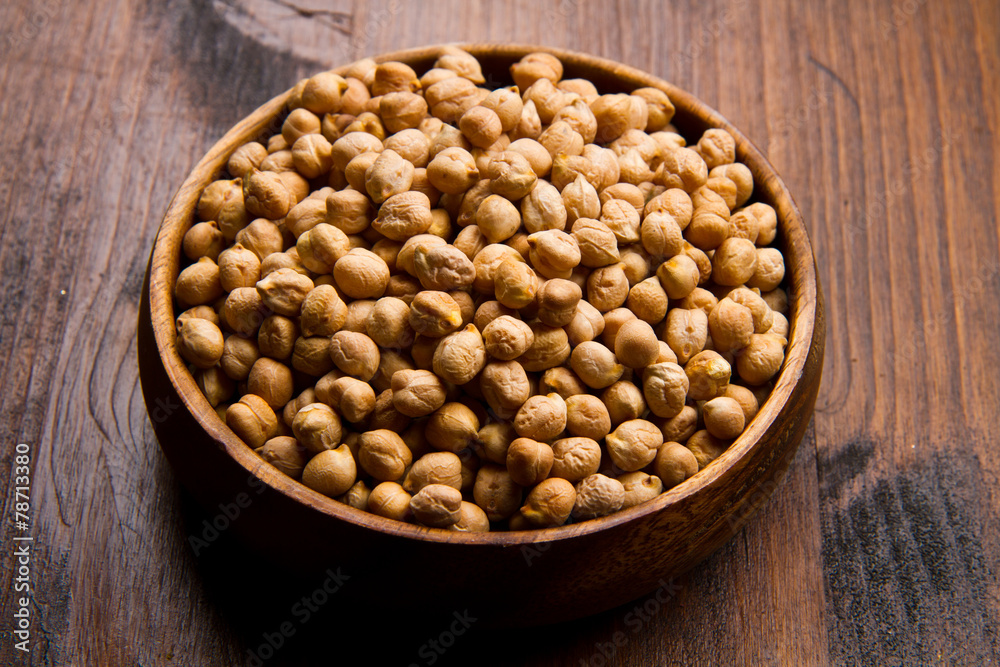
[137,43,826,626]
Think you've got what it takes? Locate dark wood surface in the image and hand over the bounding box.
[0,0,997,665]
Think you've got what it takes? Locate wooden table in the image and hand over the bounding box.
[1,0,997,664]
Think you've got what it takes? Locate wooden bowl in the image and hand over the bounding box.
[138,43,825,627]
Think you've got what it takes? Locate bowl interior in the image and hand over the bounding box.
[148,43,820,547]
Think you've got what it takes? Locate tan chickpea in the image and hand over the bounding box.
[333,248,390,299]
[228,141,268,179]
[600,198,641,246]
[589,93,645,143]
[664,307,708,365]
[746,247,785,292]
[736,333,786,385]
[685,350,732,400]
[388,369,446,418]
[339,480,372,511]
[295,224,349,275]
[572,218,620,268]
[519,323,571,372]
[220,335,259,382]
[528,231,580,280]
[602,381,646,426]
[566,299,606,347]
[407,290,463,338]
[183,221,225,261]
[494,257,539,309]
[243,169,293,220]
[695,128,736,169]
[403,451,463,494]
[297,285,346,338]
[426,147,479,195]
[328,331,380,381]
[656,254,700,300]
[703,396,746,440]
[724,384,759,423]
[710,238,757,286]
[641,212,685,260]
[586,263,629,312]
[176,317,224,369]
[513,393,567,442]
[301,444,356,498]
[708,297,754,353]
[222,287,266,337]
[642,362,689,418]
[569,341,624,389]
[474,464,522,521]
[196,366,234,407]
[480,361,531,418]
[447,502,490,532]
[358,428,413,482]
[247,357,293,408]
[540,366,587,399]
[256,436,308,479]
[328,377,376,423]
[482,315,534,360]
[605,419,663,471]
[563,395,611,442]
[618,245,652,287]
[626,278,669,325]
[614,319,659,369]
[487,151,537,200]
[257,315,298,360]
[255,268,313,318]
[409,484,463,528]
[654,405,698,444]
[521,477,576,527]
[653,442,699,489]
[476,421,517,465]
[508,138,552,179]
[342,300,376,333]
[562,175,601,224]
[618,471,664,509]
[369,387,413,432]
[368,481,412,521]
[573,474,625,520]
[510,52,562,89]
[413,244,476,291]
[535,279,582,327]
[175,257,224,307]
[325,189,374,235]
[600,308,637,349]
[425,402,480,453]
[686,430,728,470]
[655,147,707,193]
[373,190,433,242]
[234,219,284,260]
[506,437,555,486]
[432,324,486,385]
[226,394,278,448]
[726,287,774,334]
[365,297,414,349]
[290,402,342,454]
[474,194,520,243]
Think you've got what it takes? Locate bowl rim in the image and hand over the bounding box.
[148,42,819,546]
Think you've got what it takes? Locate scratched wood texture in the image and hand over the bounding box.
[0,0,998,665]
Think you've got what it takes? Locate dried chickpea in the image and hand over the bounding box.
[566,299,606,347]
[426,147,479,194]
[655,147,707,193]
[494,257,539,309]
[564,395,612,441]
[474,464,522,521]
[535,279,582,327]
[570,341,624,389]
[184,221,225,261]
[686,430,728,469]
[540,366,588,399]
[358,428,412,481]
[329,377,376,423]
[627,277,669,325]
[656,254,700,300]
[480,361,531,418]
[685,350,732,400]
[712,238,758,286]
[655,405,699,444]
[410,484,463,528]
[586,263,629,312]
[514,393,567,441]
[572,218,620,268]
[368,481,412,521]
[414,244,476,291]
[226,394,278,448]
[528,231,581,279]
[506,438,555,486]
[247,357,293,408]
[177,318,224,369]
[339,480,372,510]
[328,331,380,381]
[334,248,390,299]
[724,384,760,423]
[605,419,663,471]
[746,247,786,292]
[653,442,699,489]
[425,402,480,453]
[220,335,259,381]
[257,436,308,479]
[258,315,298,360]
[390,369,447,418]
[433,324,486,385]
[510,52,563,89]
[643,362,689,418]
[302,445,357,497]
[602,381,646,426]
[614,319,659,368]
[708,297,754,353]
[482,315,534,360]
[519,323,571,372]
[703,396,746,440]
[403,451,463,493]
[600,308,637,349]
[665,307,709,365]
[618,471,663,508]
[476,194,521,243]
[487,151,537,200]
[448,502,490,532]
[408,290,463,338]
[366,297,415,349]
[176,257,224,307]
[521,477,576,527]
[573,474,625,519]
[244,169,293,220]
[291,402,342,454]
[695,128,736,169]
[736,333,786,385]
[228,142,268,179]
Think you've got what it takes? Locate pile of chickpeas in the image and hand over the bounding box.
[174,48,790,532]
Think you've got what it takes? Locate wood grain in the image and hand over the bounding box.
[0,0,997,665]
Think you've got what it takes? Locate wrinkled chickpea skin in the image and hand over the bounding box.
[178,48,791,531]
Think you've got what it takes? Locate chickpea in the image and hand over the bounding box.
[257,436,308,479]
[257,315,298,361]
[365,297,414,349]
[653,442,699,489]
[602,381,646,426]
[695,128,736,169]
[600,308,637,349]
[600,198,641,245]
[409,484,463,528]
[426,146,479,194]
[176,257,224,307]
[326,189,375,235]
[618,471,664,509]
[425,402,480,453]
[506,437,555,486]
[655,405,699,446]
[243,169,293,220]
[358,429,412,481]
[736,333,786,385]
[487,151,537,200]
[414,244,476,291]
[570,341,624,389]
[407,290,463,338]
[403,451,463,493]
[563,175,601,223]
[339,480,372,511]
[519,323,571,372]
[480,361,531,418]
[390,369,447,418]
[177,318,224,369]
[514,393,567,442]
[494,257,539,309]
[565,299,606,348]
[535,279,582,327]
[482,315,534,360]
[328,376,376,423]
[540,366,588,399]
[373,190,433,241]
[627,277,669,325]
[655,147,707,193]
[746,247,785,292]
[703,396,746,440]
[474,464,522,521]
[685,350,732,400]
[643,362,689,418]
[476,421,517,465]
[586,263,629,312]
[222,287,267,337]
[328,331,380,381]
[220,335,259,381]
[686,429,729,470]
[708,297,754,353]
[433,324,487,385]
[724,384,760,423]
[475,194,521,243]
[247,357,293,408]
[226,394,278,448]
[521,477,576,527]
[665,307,709,365]
[572,218,620,268]
[334,248,390,299]
[573,474,625,520]
[614,319,659,368]
[448,501,491,532]
[564,395,612,441]
[183,221,225,262]
[368,481,412,521]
